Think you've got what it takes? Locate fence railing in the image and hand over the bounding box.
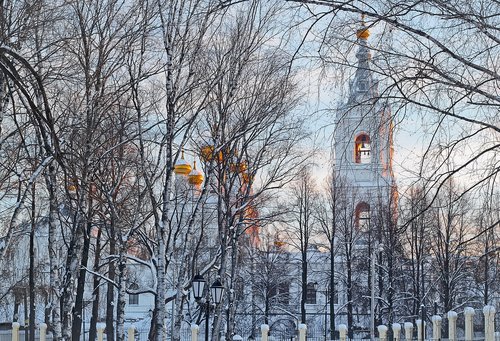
[0,305,497,341]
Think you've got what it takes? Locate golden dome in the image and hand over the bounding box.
[174,149,192,175]
[200,145,214,161]
[200,145,226,162]
[274,240,285,248]
[356,14,370,39]
[356,28,370,39]
[230,161,248,173]
[188,161,204,186]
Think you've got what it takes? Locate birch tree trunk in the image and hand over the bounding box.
[116,245,128,341]
[46,167,62,340]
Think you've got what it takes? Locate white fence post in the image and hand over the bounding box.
[127,324,135,341]
[261,324,269,341]
[392,323,401,341]
[191,324,199,341]
[298,323,307,341]
[431,315,442,341]
[404,322,413,341]
[97,323,105,341]
[416,319,426,341]
[40,323,47,341]
[483,305,496,341]
[378,325,388,341]
[12,322,20,341]
[338,324,347,341]
[447,311,457,341]
[464,307,475,341]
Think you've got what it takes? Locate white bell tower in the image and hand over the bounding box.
[334,19,396,231]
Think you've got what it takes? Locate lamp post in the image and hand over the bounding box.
[192,275,224,341]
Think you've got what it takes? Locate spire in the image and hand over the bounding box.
[348,14,378,104]
[356,14,370,40]
[355,14,371,62]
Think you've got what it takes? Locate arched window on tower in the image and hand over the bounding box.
[355,202,370,230]
[128,283,139,305]
[354,134,371,164]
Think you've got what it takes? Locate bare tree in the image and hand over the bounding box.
[286,168,318,324]
[400,185,433,319]
[247,231,295,326]
[333,181,366,338]
[430,179,474,314]
[374,188,402,329]
[474,187,500,306]
[315,170,344,338]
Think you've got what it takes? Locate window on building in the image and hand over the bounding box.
[306,282,317,304]
[355,202,370,229]
[129,293,139,305]
[278,282,290,305]
[128,283,139,305]
[270,282,290,305]
[354,134,371,164]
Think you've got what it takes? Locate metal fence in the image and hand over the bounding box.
[0,331,499,341]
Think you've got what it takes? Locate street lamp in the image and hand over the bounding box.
[193,275,207,299]
[192,275,224,341]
